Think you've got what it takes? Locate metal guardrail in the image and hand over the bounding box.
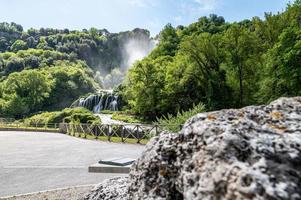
[0,122,181,144]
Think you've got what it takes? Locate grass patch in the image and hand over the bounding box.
[111,113,148,124]
[157,103,206,132]
[99,110,116,114]
[68,132,149,144]
[0,123,59,131]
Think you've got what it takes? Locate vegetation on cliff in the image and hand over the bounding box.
[123,1,301,120]
[0,24,151,118]
[0,1,300,124]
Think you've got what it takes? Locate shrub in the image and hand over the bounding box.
[24,107,101,124]
[111,113,145,124]
[156,103,206,132]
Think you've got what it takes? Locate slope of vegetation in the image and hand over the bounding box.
[0,24,151,119]
[0,61,98,118]
[23,107,101,124]
[123,1,301,121]
[1,1,300,125]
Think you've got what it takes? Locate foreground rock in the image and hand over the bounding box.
[85,178,128,200]
[86,97,301,200]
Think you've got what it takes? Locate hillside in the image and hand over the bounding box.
[0,1,300,122]
[122,1,301,120]
[0,25,152,118]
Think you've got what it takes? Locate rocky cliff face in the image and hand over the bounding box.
[85,97,301,200]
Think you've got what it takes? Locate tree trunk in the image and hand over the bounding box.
[239,64,243,107]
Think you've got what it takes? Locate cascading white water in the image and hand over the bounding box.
[73,90,120,113]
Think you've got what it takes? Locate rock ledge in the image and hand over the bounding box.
[86,97,301,200]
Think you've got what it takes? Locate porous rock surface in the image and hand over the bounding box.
[85,177,128,200]
[86,97,301,200]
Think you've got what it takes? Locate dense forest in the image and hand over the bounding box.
[0,25,152,118]
[122,0,301,119]
[0,1,300,122]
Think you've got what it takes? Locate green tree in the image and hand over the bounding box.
[223,24,262,106]
[5,57,25,75]
[179,33,230,109]
[151,24,180,58]
[10,40,28,52]
[125,56,172,118]
[43,63,98,110]
[258,28,301,102]
[0,70,52,117]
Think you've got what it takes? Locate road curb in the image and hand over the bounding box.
[0,184,95,199]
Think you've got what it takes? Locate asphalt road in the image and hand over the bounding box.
[0,131,145,197]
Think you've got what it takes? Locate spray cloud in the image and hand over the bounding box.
[121,37,155,71]
[100,35,155,89]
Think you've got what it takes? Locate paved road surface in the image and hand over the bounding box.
[0,131,145,197]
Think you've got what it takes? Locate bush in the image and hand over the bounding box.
[24,107,101,124]
[111,113,145,124]
[156,103,206,132]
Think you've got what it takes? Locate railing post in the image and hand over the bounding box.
[137,125,141,144]
[121,125,124,143]
[91,126,99,139]
[136,125,139,144]
[108,125,111,142]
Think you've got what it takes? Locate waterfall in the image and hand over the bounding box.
[72,91,120,113]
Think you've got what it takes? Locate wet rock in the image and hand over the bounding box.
[86,97,301,200]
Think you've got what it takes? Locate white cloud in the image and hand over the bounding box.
[174,16,183,23]
[193,0,218,12]
[177,0,220,21]
[128,0,158,8]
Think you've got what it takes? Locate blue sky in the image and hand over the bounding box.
[1,0,290,35]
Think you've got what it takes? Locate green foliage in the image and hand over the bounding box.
[111,113,144,124]
[125,28,231,118]
[179,33,231,109]
[0,24,151,72]
[0,70,52,118]
[124,1,301,120]
[0,62,98,118]
[1,1,301,122]
[23,107,101,124]
[10,40,28,52]
[42,62,99,110]
[0,24,151,119]
[125,56,172,118]
[258,27,301,103]
[151,24,180,57]
[0,49,75,76]
[223,24,262,106]
[157,103,206,132]
[180,14,227,36]
[99,110,116,114]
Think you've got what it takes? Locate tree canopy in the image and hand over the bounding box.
[122,1,301,119]
[0,1,300,121]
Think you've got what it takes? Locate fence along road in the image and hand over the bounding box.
[0,120,180,143]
